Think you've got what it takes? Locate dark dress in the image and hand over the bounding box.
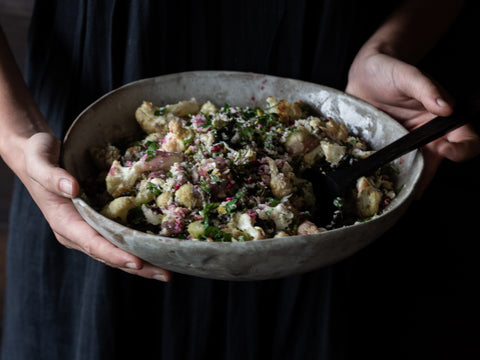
[2,1,480,359]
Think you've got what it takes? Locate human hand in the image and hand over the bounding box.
[21,132,171,281]
[346,51,480,194]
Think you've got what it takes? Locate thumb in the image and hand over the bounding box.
[24,132,79,198]
[395,63,454,117]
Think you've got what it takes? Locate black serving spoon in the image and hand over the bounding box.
[308,95,479,225]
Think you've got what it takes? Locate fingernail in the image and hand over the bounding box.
[59,179,73,197]
[153,273,168,282]
[125,262,139,270]
[436,98,448,107]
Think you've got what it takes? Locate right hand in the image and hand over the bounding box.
[21,132,171,282]
[346,51,480,195]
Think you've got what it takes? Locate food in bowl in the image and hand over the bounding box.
[81,97,398,241]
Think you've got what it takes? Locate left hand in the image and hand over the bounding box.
[346,50,480,195]
[21,132,172,281]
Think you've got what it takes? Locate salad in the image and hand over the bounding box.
[83,97,398,241]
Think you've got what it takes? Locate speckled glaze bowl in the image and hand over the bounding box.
[62,71,424,281]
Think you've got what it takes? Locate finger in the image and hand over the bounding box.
[23,133,172,281]
[123,262,172,282]
[50,201,141,267]
[53,214,171,281]
[53,200,171,280]
[394,63,454,117]
[436,124,480,162]
[25,132,79,198]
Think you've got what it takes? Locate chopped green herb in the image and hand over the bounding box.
[266,197,281,207]
[144,140,159,162]
[210,174,221,183]
[200,179,211,195]
[202,202,219,225]
[146,182,161,196]
[200,226,232,242]
[333,197,344,209]
[226,190,245,214]
[183,136,194,146]
[154,107,166,116]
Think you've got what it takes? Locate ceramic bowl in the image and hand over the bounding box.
[62,71,424,281]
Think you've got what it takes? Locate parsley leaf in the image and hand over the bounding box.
[200,226,233,242]
[144,140,159,162]
[154,107,166,116]
[226,190,245,214]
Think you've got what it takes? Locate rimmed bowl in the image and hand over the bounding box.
[62,71,424,281]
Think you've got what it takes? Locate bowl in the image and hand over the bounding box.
[62,71,424,281]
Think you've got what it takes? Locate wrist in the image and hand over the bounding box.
[0,127,55,182]
[0,99,53,166]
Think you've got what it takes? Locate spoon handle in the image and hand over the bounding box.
[333,97,478,189]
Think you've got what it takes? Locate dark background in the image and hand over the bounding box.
[0,0,479,358]
[0,0,34,338]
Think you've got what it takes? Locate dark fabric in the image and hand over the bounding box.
[2,1,480,359]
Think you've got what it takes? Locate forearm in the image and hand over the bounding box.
[0,26,53,174]
[361,0,464,64]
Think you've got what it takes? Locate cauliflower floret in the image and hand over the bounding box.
[266,96,304,123]
[308,117,324,132]
[141,204,163,226]
[136,180,155,204]
[136,178,165,204]
[322,118,348,142]
[356,177,382,218]
[320,141,346,166]
[101,196,137,224]
[224,213,265,241]
[200,101,218,115]
[297,220,327,235]
[175,183,197,209]
[352,148,375,159]
[257,203,295,231]
[284,126,319,156]
[105,160,139,197]
[303,144,325,166]
[187,220,205,239]
[269,204,295,231]
[135,101,169,135]
[235,213,265,240]
[162,130,185,153]
[170,119,193,139]
[135,99,199,135]
[156,191,173,208]
[266,158,293,198]
[162,119,194,152]
[165,98,200,117]
[106,152,184,197]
